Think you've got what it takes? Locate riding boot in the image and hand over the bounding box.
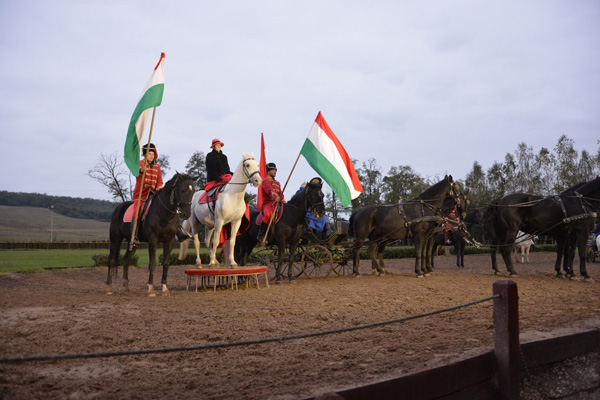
[129,217,140,249]
[256,223,267,246]
[176,225,193,242]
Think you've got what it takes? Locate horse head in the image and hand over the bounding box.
[306,177,325,218]
[455,190,470,219]
[240,152,262,187]
[165,172,196,219]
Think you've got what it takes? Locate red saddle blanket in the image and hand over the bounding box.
[256,206,284,226]
[123,199,153,223]
[199,183,226,204]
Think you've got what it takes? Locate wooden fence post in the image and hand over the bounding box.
[493,279,519,400]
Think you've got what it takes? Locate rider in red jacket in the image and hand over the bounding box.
[257,162,285,243]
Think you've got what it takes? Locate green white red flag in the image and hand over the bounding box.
[300,111,363,207]
[124,53,165,176]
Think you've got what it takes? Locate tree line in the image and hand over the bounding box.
[0,191,115,222]
[86,134,598,223]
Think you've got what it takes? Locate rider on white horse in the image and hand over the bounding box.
[205,138,232,194]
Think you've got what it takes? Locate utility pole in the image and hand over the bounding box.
[49,206,54,243]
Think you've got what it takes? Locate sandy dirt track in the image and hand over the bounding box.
[1,252,599,399]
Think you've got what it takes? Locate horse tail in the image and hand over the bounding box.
[178,219,191,260]
[348,210,357,237]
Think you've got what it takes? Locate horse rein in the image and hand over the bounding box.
[156,176,192,216]
[226,157,261,185]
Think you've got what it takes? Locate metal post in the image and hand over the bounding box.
[493,279,520,400]
[50,205,55,243]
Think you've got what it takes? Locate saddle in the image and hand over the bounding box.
[198,184,225,204]
[123,198,153,223]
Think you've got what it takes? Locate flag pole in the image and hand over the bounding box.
[261,150,302,246]
[129,106,158,251]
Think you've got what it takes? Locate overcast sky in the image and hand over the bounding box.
[1,0,598,202]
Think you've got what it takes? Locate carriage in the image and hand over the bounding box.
[586,234,598,263]
[247,220,354,280]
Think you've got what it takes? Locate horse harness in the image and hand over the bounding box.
[156,175,192,216]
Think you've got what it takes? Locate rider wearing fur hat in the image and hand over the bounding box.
[133,143,163,215]
[205,138,232,192]
[257,162,285,243]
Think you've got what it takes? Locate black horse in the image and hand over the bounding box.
[348,175,462,277]
[432,227,467,268]
[489,176,600,279]
[431,208,482,269]
[107,172,196,296]
[236,177,325,283]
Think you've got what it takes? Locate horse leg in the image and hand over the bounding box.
[147,242,158,297]
[460,239,466,268]
[576,233,592,280]
[424,236,435,275]
[208,222,223,268]
[121,246,136,292]
[275,246,286,283]
[432,241,439,270]
[287,243,299,282]
[414,237,424,277]
[490,243,500,274]
[367,242,380,275]
[377,243,387,275]
[499,245,517,275]
[554,238,565,278]
[106,239,121,294]
[160,239,175,296]
[227,220,242,268]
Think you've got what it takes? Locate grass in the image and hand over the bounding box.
[0,205,110,242]
[0,249,152,275]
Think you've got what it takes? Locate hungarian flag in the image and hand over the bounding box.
[300,111,363,207]
[256,132,268,210]
[124,53,165,176]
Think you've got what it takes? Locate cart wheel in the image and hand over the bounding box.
[331,248,353,276]
[301,245,334,278]
[248,247,275,267]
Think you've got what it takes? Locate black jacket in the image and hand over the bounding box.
[206,149,231,182]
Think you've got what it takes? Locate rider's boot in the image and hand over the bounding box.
[129,217,140,250]
[176,225,193,242]
[256,223,267,246]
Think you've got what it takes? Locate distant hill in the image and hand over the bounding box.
[0,191,117,222]
[0,205,110,242]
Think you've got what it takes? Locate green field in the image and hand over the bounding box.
[0,205,110,242]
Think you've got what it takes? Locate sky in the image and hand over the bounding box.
[1,0,599,202]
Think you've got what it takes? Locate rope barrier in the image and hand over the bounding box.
[0,294,498,364]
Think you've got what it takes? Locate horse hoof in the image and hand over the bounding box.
[416,274,423,279]
[106,291,113,295]
[354,274,361,278]
[584,277,595,283]
[556,274,565,279]
[423,273,430,277]
[289,280,297,285]
[196,265,203,270]
[494,271,502,276]
[276,280,282,285]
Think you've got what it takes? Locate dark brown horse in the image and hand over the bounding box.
[107,172,196,296]
[348,175,463,277]
[235,177,325,283]
[489,176,600,279]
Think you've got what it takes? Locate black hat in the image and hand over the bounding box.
[142,143,158,158]
[266,162,277,172]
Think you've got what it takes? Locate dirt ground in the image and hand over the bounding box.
[0,252,599,400]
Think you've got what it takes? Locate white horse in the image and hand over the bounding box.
[179,152,261,268]
[513,230,537,264]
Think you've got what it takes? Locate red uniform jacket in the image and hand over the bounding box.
[132,161,163,215]
[259,177,285,223]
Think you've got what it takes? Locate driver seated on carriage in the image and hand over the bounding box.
[297,182,330,240]
[442,207,460,245]
[205,138,233,195]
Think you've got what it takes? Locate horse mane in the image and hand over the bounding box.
[565,176,600,197]
[413,175,453,201]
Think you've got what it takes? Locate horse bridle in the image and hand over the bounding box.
[157,176,192,216]
[227,157,261,185]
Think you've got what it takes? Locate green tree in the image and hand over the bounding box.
[464,161,490,208]
[356,158,383,207]
[554,135,579,192]
[534,147,556,196]
[382,165,426,204]
[185,151,207,191]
